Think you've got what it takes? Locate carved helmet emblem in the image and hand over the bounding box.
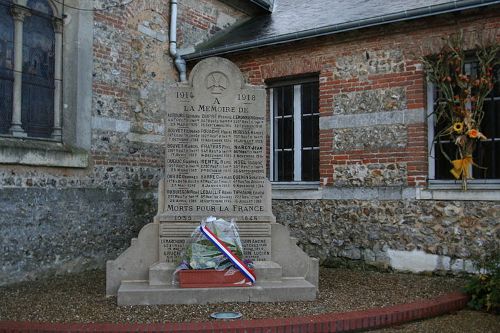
[205,72,228,95]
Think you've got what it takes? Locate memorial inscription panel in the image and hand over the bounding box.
[159,58,274,262]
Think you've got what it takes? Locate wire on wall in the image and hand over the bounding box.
[51,0,137,12]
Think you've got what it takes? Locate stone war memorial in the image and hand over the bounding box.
[106,57,318,305]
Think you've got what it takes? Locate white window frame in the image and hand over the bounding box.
[269,79,320,184]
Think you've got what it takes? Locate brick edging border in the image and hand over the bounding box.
[0,291,469,332]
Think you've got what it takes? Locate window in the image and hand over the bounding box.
[0,0,14,134]
[0,0,92,168]
[0,0,61,140]
[429,63,500,182]
[269,78,319,182]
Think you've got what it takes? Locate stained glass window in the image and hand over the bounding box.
[0,0,14,134]
[21,0,55,138]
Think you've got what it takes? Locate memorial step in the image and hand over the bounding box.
[117,278,316,305]
[148,261,283,286]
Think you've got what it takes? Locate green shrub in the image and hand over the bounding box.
[463,241,500,313]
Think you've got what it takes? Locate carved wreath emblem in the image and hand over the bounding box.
[205,72,228,95]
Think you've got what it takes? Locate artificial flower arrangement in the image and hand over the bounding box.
[422,32,498,190]
[174,216,255,288]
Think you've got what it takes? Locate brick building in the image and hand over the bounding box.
[1,0,499,285]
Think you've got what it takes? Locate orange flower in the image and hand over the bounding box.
[467,129,487,140]
[468,129,479,138]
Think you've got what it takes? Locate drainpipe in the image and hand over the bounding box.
[169,0,187,82]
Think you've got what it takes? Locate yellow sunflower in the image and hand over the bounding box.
[453,122,464,133]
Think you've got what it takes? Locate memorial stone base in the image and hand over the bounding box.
[106,220,318,305]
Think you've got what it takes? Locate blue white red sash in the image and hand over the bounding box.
[200,225,256,284]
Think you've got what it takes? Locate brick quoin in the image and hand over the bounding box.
[228,11,499,187]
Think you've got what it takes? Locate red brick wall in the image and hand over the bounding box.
[226,10,500,187]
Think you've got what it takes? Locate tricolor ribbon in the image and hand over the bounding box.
[200,224,256,284]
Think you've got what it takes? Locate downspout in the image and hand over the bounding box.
[169,0,187,82]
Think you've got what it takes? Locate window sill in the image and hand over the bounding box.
[271,181,322,199]
[0,137,88,168]
[417,181,500,201]
[427,180,500,190]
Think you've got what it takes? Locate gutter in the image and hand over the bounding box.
[169,0,187,82]
[183,0,500,61]
[250,0,273,12]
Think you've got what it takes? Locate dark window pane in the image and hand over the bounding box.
[495,141,500,178]
[277,150,294,181]
[302,114,319,148]
[434,111,448,135]
[301,82,319,116]
[277,118,283,148]
[435,142,456,180]
[283,85,293,116]
[481,100,494,138]
[275,85,294,117]
[473,141,492,179]
[283,151,294,180]
[275,87,284,117]
[302,116,313,147]
[22,1,55,138]
[313,149,320,180]
[494,100,500,138]
[276,117,294,150]
[0,0,14,134]
[491,64,500,98]
[301,84,312,115]
[277,151,283,180]
[312,116,319,147]
[283,117,293,149]
[302,149,319,181]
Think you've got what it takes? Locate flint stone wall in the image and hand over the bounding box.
[333,87,407,115]
[273,199,499,273]
[332,163,407,187]
[332,125,407,152]
[0,188,156,285]
[2,191,498,285]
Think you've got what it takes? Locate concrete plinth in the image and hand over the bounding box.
[117,278,316,305]
[107,222,319,304]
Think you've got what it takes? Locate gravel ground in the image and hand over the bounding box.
[0,267,498,331]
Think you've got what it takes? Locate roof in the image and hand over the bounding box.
[218,0,274,15]
[184,0,500,60]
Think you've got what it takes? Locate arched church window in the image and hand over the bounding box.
[0,0,14,134]
[22,0,55,138]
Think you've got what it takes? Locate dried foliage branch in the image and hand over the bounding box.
[421,31,499,190]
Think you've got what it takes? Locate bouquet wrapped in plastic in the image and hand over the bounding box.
[187,216,244,270]
[175,216,255,287]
